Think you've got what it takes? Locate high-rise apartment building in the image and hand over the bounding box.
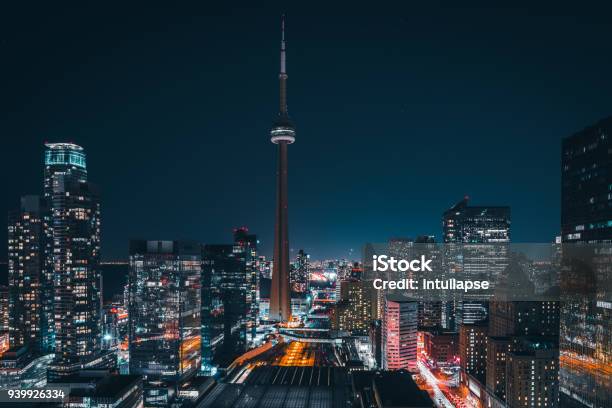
[506,342,559,408]
[481,255,561,405]
[459,320,488,382]
[382,296,418,372]
[44,143,107,379]
[333,279,377,335]
[7,196,46,350]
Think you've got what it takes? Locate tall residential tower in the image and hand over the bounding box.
[7,196,46,351]
[43,143,112,379]
[269,15,295,322]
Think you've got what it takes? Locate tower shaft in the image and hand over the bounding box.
[270,14,294,322]
[270,142,291,321]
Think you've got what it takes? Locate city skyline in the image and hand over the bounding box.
[4,3,612,260]
[0,5,610,407]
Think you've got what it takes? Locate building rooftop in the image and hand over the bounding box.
[57,374,142,399]
[352,370,433,408]
[196,367,348,408]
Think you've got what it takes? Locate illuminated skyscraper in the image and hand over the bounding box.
[233,227,258,339]
[43,143,109,379]
[0,286,8,334]
[291,249,309,293]
[269,15,295,322]
[443,197,510,244]
[7,196,46,350]
[560,117,612,408]
[382,296,417,372]
[333,279,377,335]
[443,197,510,328]
[459,320,488,382]
[128,240,201,406]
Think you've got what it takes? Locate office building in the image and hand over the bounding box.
[0,344,53,388]
[418,301,443,330]
[506,343,559,408]
[486,336,513,401]
[443,197,511,244]
[201,243,248,367]
[233,227,258,340]
[58,373,143,408]
[484,258,560,405]
[560,116,612,408]
[459,320,488,383]
[382,296,417,372]
[422,329,459,367]
[443,197,510,328]
[128,240,201,403]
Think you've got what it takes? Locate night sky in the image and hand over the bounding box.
[2,2,612,260]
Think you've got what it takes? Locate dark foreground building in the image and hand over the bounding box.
[196,366,349,407]
[351,370,434,408]
[57,373,143,408]
[201,243,248,368]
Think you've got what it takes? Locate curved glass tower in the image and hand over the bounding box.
[43,143,109,379]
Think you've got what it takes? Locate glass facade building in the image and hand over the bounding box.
[291,249,309,293]
[443,198,510,329]
[560,117,612,408]
[43,143,105,378]
[128,240,202,382]
[201,243,248,368]
[233,227,258,340]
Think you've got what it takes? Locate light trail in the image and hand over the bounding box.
[418,361,456,408]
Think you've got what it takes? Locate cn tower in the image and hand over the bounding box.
[269,15,294,322]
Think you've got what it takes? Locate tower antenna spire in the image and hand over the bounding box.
[279,14,288,114]
[280,14,286,74]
